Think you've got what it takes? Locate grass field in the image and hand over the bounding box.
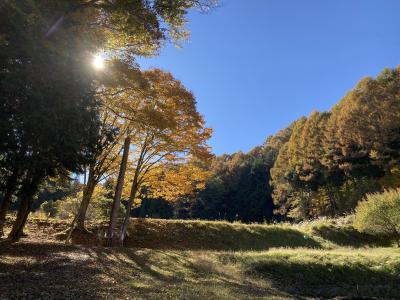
[0,217,399,299]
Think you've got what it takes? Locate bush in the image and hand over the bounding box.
[40,200,59,218]
[354,189,400,246]
[37,185,125,222]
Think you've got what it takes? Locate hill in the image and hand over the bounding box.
[120,217,393,250]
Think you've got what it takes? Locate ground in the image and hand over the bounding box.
[0,218,399,299]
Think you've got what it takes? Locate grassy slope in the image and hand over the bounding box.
[1,217,399,299]
[122,217,392,250]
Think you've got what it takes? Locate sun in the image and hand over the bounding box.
[92,54,105,70]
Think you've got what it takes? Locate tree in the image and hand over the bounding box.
[44,0,218,58]
[294,111,337,217]
[145,159,212,202]
[72,60,150,232]
[114,69,212,244]
[0,1,102,240]
[270,117,307,217]
[270,67,400,220]
[335,68,400,177]
[188,135,290,223]
[107,134,131,244]
[74,103,125,231]
[188,176,227,220]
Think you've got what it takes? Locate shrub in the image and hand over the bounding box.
[55,189,125,221]
[40,200,59,218]
[354,189,400,246]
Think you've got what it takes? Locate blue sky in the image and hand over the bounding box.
[138,0,400,155]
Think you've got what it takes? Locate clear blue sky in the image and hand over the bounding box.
[138,0,400,155]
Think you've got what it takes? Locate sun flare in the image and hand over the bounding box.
[92,54,104,70]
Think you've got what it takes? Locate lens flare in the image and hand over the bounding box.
[92,54,104,70]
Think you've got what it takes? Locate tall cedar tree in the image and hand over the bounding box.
[0,1,101,239]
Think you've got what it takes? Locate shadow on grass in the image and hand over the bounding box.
[0,240,80,256]
[250,259,400,298]
[124,219,322,251]
[92,248,287,299]
[4,239,398,299]
[312,224,392,247]
[0,241,196,299]
[0,242,120,299]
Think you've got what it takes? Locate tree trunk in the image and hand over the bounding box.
[120,178,138,245]
[8,195,32,241]
[8,177,41,242]
[76,169,97,231]
[0,172,18,237]
[0,195,12,238]
[326,186,337,217]
[107,136,131,246]
[393,228,400,248]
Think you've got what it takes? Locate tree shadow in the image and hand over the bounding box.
[91,247,290,299]
[123,219,322,251]
[248,259,400,298]
[312,225,392,247]
[0,240,80,256]
[86,247,175,283]
[0,243,123,299]
[4,239,396,299]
